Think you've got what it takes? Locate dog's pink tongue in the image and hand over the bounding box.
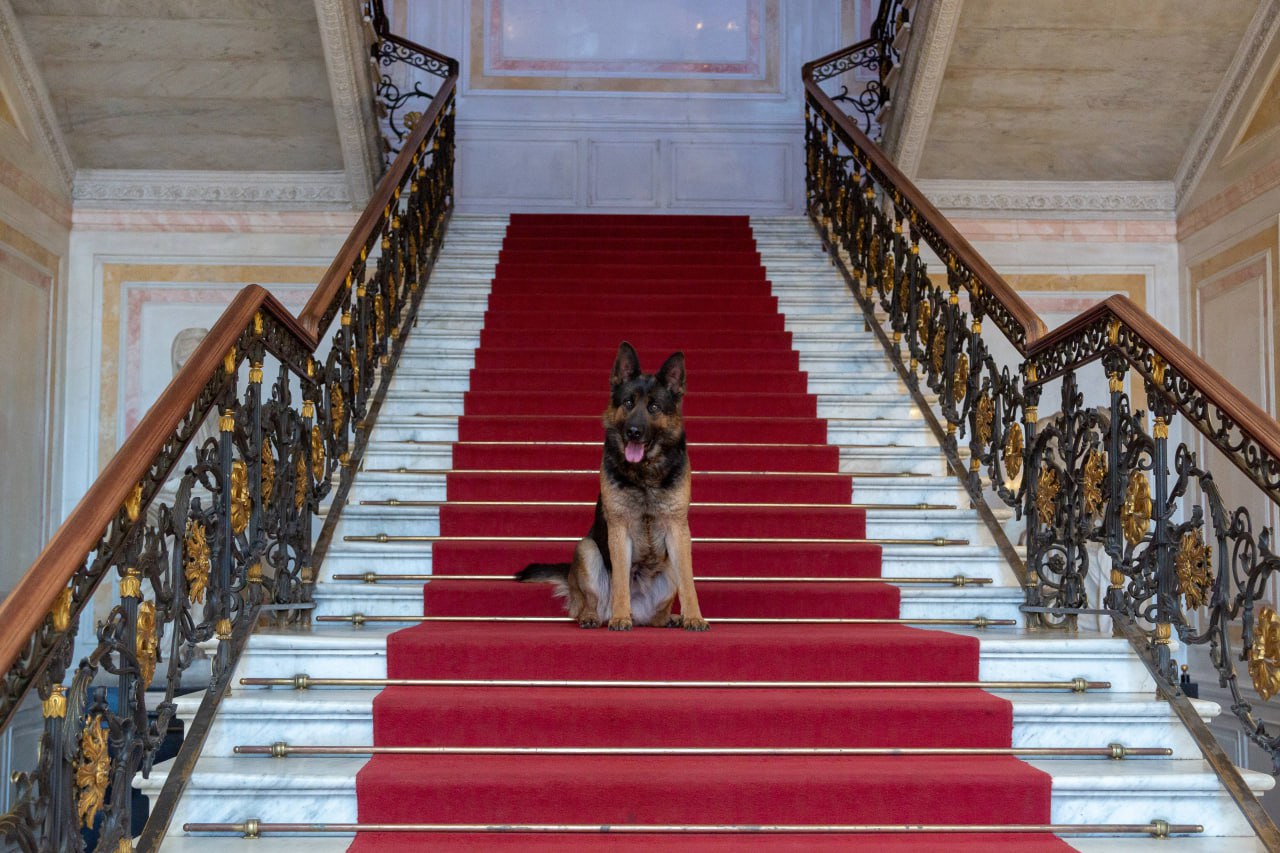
[625,441,645,463]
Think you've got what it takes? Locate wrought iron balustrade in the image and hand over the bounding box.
[362,0,457,162]
[0,9,455,851]
[804,6,1280,845]
[807,0,909,139]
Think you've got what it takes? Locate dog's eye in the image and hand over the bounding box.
[647,402,659,414]
[624,397,635,409]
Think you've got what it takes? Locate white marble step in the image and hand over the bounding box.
[360,415,941,447]
[328,470,980,513]
[140,751,1271,836]
[306,577,1025,625]
[370,388,940,423]
[321,500,998,542]
[224,627,1151,693]
[355,443,949,476]
[315,538,1017,585]
[177,686,1217,762]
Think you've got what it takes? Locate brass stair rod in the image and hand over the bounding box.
[358,499,958,510]
[362,467,929,478]
[233,743,1171,758]
[314,615,1015,627]
[341,534,969,545]
[240,675,1110,692]
[329,573,993,585]
[183,820,1197,838]
[401,439,870,449]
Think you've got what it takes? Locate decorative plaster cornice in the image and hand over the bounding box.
[1174,0,1280,211]
[0,0,75,190]
[72,170,353,210]
[916,180,1176,219]
[882,0,963,180]
[313,0,382,208]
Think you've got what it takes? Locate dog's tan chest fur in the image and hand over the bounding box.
[602,476,689,575]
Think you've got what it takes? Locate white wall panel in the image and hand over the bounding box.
[589,141,660,206]
[671,141,789,206]
[459,138,580,203]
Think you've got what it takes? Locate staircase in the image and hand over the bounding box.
[148,213,1274,851]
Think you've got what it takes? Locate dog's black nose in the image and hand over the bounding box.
[625,425,643,441]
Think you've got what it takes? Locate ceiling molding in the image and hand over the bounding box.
[72,170,353,211]
[881,0,963,180]
[916,180,1176,220]
[313,0,383,208]
[0,0,74,190]
[1174,0,1280,212]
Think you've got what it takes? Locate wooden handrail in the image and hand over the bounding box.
[299,72,457,336]
[803,48,1280,498]
[1027,294,1280,470]
[802,59,1047,350]
[0,289,300,685]
[0,44,458,697]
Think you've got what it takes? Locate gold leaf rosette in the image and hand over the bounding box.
[76,715,110,828]
[1250,606,1280,701]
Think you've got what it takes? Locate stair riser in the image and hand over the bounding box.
[370,394,936,422]
[355,447,946,475]
[231,634,1149,693]
[308,585,1023,626]
[182,692,1209,760]
[336,474,973,508]
[325,505,987,541]
[141,765,1256,837]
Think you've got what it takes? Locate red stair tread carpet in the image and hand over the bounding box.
[347,213,1070,851]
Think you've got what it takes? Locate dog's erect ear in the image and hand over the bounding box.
[657,351,686,397]
[611,341,641,387]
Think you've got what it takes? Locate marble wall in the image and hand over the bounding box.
[0,30,70,603]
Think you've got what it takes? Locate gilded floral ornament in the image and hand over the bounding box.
[349,346,360,389]
[1122,470,1152,545]
[50,587,73,633]
[952,353,969,403]
[136,601,158,686]
[261,438,275,504]
[975,393,994,446]
[230,459,250,536]
[375,293,387,340]
[1249,606,1280,701]
[1003,422,1024,480]
[123,482,143,522]
[1035,467,1060,525]
[1082,450,1107,516]
[1175,530,1213,610]
[311,425,326,483]
[183,519,210,604]
[916,301,931,346]
[930,327,946,374]
[330,383,345,434]
[295,454,308,510]
[76,715,110,828]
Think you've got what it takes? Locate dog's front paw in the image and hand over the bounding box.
[683,617,710,632]
[662,614,684,628]
[608,616,633,631]
[577,616,600,629]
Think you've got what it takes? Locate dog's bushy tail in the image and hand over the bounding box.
[516,562,571,601]
[515,562,570,584]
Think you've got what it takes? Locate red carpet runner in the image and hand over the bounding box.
[349,214,1070,850]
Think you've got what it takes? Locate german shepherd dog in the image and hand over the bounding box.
[516,342,708,631]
